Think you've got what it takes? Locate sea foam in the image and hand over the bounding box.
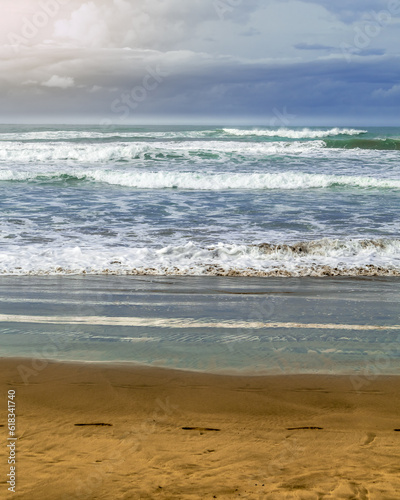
[0,239,399,276]
[222,128,367,138]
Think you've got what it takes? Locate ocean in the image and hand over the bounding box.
[1,124,400,277]
[1,125,400,373]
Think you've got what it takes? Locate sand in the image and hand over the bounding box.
[1,358,400,499]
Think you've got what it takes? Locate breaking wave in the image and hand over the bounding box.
[0,140,326,163]
[222,127,367,139]
[1,169,399,190]
[1,239,399,276]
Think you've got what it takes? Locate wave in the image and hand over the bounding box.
[0,140,326,163]
[1,239,399,276]
[325,137,400,150]
[222,128,367,139]
[1,140,398,167]
[0,127,366,142]
[2,128,400,152]
[0,130,219,142]
[1,169,399,190]
[1,140,397,169]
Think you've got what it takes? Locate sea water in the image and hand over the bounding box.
[1,124,400,276]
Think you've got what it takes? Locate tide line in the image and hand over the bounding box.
[0,314,399,331]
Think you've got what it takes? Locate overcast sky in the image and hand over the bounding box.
[1,0,400,124]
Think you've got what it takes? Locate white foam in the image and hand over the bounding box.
[87,170,400,190]
[223,127,367,138]
[2,168,399,191]
[0,239,399,276]
[0,314,397,331]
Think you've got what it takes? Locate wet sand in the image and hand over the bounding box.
[1,358,400,499]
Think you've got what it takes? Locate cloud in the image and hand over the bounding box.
[301,0,393,23]
[294,42,335,50]
[41,75,75,89]
[51,0,236,50]
[54,2,110,48]
[0,0,398,124]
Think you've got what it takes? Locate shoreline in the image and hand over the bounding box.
[2,358,400,498]
[4,355,400,378]
[1,266,400,277]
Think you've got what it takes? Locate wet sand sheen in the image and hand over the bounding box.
[2,358,400,499]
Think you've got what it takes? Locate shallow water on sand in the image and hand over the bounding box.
[1,276,399,375]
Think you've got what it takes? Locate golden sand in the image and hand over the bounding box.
[1,358,400,499]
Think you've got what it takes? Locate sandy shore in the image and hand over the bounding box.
[1,358,400,499]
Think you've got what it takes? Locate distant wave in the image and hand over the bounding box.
[0,130,218,141]
[1,239,399,276]
[1,169,399,190]
[0,127,367,142]
[222,127,367,139]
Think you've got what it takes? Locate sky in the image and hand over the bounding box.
[1,0,400,125]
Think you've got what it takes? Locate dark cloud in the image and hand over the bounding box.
[357,48,386,56]
[2,49,399,124]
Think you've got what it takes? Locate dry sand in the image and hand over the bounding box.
[1,358,400,499]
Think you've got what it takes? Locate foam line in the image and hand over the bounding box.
[0,314,399,331]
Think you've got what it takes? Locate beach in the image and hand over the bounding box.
[2,0,400,492]
[2,358,400,499]
[1,124,400,498]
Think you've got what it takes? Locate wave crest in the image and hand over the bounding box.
[222,128,367,139]
[1,169,399,191]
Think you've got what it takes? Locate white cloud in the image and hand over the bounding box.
[41,74,75,88]
[54,2,110,48]
[51,0,237,50]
